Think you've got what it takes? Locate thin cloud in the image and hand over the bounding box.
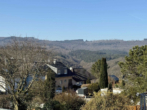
[130,14,144,21]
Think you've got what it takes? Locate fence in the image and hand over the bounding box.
[128,105,140,110]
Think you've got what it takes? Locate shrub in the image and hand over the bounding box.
[53,91,85,110]
[42,100,62,110]
[122,80,125,87]
[86,79,91,84]
[81,92,132,110]
[88,83,100,95]
[0,95,12,109]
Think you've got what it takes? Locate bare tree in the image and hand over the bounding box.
[0,39,50,110]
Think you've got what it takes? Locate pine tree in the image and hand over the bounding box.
[99,58,108,88]
[91,59,109,79]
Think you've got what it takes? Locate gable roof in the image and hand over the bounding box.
[49,62,67,68]
[46,62,74,77]
[46,62,96,81]
[55,68,74,77]
[72,68,96,82]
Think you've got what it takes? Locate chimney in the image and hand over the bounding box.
[70,67,73,72]
[53,59,57,64]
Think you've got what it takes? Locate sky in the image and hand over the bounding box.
[0,0,147,41]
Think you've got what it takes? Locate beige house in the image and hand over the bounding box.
[46,60,96,90]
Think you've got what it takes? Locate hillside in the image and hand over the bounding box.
[0,36,145,79]
[0,37,147,53]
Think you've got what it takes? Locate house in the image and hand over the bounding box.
[46,59,96,90]
[0,59,96,93]
[72,68,96,85]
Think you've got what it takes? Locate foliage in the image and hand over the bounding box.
[0,95,12,109]
[43,68,55,101]
[69,49,128,62]
[91,59,109,79]
[122,80,125,87]
[62,86,66,92]
[81,92,132,110]
[86,78,91,84]
[0,39,50,110]
[121,87,140,104]
[108,83,112,92]
[88,83,100,94]
[99,58,108,88]
[53,91,85,110]
[119,45,147,102]
[91,59,101,78]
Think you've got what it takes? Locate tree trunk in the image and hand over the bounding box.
[14,104,19,110]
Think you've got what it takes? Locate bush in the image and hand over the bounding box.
[53,91,85,110]
[35,107,42,110]
[81,92,132,110]
[43,100,61,110]
[88,83,100,95]
[0,95,12,109]
[86,79,91,84]
[122,80,125,87]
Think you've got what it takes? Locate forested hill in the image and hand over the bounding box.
[0,37,147,53]
[69,50,128,62]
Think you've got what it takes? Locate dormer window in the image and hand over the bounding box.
[64,69,67,74]
[58,70,60,75]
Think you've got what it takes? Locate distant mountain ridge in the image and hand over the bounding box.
[0,36,147,52]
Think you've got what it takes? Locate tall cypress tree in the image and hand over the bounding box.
[99,58,108,88]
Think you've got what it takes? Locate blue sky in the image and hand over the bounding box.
[0,0,147,41]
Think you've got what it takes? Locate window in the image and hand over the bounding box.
[60,80,62,84]
[64,69,67,74]
[58,70,61,75]
[64,80,66,83]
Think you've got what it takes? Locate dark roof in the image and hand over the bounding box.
[47,62,96,81]
[49,62,67,68]
[55,68,74,77]
[47,62,74,77]
[109,75,119,81]
[72,68,96,82]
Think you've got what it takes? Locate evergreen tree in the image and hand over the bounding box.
[119,45,147,103]
[44,68,55,100]
[43,68,55,110]
[91,59,101,79]
[99,58,108,88]
[91,59,109,79]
